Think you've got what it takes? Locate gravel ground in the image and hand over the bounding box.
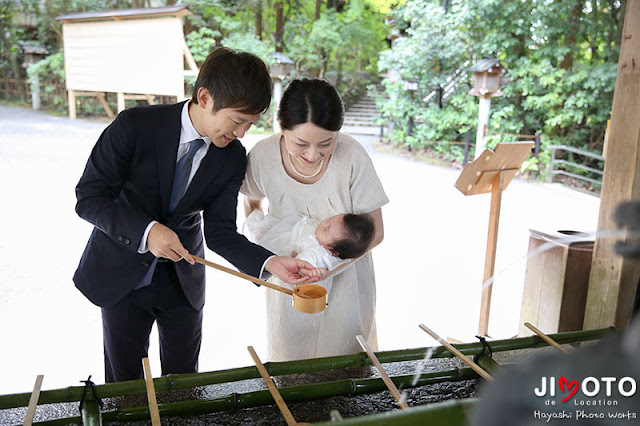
[0,104,600,399]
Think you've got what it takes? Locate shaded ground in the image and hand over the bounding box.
[0,105,600,399]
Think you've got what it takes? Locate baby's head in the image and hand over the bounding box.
[315,213,375,259]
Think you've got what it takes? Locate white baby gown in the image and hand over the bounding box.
[243,210,349,271]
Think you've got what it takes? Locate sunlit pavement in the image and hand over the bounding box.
[0,104,599,394]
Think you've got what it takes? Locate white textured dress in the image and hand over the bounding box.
[241,133,389,361]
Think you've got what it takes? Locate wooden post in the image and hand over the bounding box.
[96,92,114,118]
[117,92,125,113]
[68,89,76,119]
[474,96,491,159]
[583,0,640,331]
[454,142,533,337]
[478,171,504,336]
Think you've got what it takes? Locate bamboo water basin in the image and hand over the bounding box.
[0,328,613,425]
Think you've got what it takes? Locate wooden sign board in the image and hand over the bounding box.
[56,6,198,118]
[455,142,533,196]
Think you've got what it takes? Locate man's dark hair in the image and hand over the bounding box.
[331,214,375,259]
[278,78,344,131]
[191,47,272,115]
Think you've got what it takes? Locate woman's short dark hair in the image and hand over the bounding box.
[278,78,344,131]
[191,47,272,115]
[331,214,375,259]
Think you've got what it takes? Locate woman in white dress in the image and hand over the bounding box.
[241,78,388,361]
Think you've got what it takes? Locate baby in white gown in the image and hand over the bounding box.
[244,211,375,360]
[244,211,374,272]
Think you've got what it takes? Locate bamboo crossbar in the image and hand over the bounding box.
[23,375,43,426]
[142,358,161,426]
[524,322,570,354]
[247,346,298,426]
[192,256,293,295]
[356,335,409,409]
[0,327,614,410]
[419,324,494,382]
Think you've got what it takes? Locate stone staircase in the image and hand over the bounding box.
[342,94,382,136]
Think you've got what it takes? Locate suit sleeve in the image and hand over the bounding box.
[75,110,153,252]
[202,150,274,278]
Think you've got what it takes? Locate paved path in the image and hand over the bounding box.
[0,105,600,395]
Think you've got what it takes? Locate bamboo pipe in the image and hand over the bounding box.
[0,327,614,410]
[524,322,570,354]
[356,335,409,409]
[247,346,298,426]
[193,255,293,295]
[142,358,161,426]
[23,375,43,426]
[419,324,494,382]
[34,369,481,424]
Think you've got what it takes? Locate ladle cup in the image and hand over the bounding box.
[192,256,327,314]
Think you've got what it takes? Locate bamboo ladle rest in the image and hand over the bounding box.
[192,255,327,314]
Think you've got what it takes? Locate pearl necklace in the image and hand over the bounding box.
[288,153,324,179]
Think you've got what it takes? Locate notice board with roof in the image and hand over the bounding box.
[56,5,198,119]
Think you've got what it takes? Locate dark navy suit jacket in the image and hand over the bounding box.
[73,101,272,310]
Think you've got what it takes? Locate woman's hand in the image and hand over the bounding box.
[265,256,326,284]
[243,197,263,218]
[367,208,384,249]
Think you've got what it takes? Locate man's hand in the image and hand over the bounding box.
[265,256,326,284]
[147,223,195,264]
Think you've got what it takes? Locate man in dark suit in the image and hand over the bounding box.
[74,48,321,383]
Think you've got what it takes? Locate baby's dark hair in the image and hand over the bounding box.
[331,214,375,259]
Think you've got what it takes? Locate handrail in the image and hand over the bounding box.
[548,144,604,186]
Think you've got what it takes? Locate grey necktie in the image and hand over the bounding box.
[168,138,205,213]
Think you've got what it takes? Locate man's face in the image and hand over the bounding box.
[315,214,347,253]
[192,88,261,147]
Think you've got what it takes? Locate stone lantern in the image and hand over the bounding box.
[269,52,294,132]
[468,58,504,158]
[20,42,49,110]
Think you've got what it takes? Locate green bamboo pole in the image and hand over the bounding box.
[31,368,480,425]
[474,353,502,376]
[0,327,613,410]
[80,398,102,426]
[313,398,478,426]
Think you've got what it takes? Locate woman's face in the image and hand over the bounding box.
[282,122,338,168]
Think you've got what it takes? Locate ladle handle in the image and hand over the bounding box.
[192,255,293,296]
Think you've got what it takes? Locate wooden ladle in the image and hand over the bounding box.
[192,256,327,314]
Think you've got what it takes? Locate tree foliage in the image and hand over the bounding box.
[377,0,625,173]
[2,0,393,116]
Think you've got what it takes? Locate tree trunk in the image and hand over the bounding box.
[315,0,322,20]
[255,0,263,40]
[275,0,284,52]
[336,52,343,89]
[559,1,583,70]
[0,27,26,102]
